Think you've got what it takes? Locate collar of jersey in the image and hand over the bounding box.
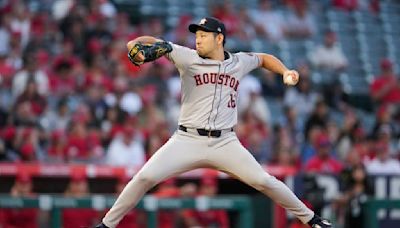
[198,51,231,63]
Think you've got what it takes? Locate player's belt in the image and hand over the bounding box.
[178,125,233,138]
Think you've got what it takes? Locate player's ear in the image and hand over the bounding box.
[216,33,224,46]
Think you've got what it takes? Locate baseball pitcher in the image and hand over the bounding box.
[96,17,332,228]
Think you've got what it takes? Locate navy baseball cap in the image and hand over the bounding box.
[188,17,226,37]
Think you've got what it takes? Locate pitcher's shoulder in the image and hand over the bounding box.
[233,52,257,57]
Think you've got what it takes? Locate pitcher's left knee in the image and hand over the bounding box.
[249,174,277,191]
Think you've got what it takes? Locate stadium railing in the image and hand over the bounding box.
[0,194,253,228]
[363,199,400,228]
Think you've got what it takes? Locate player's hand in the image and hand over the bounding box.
[126,41,145,63]
[127,42,145,66]
[283,70,299,86]
[133,52,145,63]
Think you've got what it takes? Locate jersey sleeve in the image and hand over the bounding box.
[235,52,262,75]
[166,42,198,72]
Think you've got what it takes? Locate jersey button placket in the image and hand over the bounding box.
[211,63,223,130]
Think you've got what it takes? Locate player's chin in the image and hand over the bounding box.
[196,49,203,55]
[197,50,209,59]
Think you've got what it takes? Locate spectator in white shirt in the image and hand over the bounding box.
[284,65,320,121]
[9,2,31,48]
[106,125,145,168]
[40,98,71,133]
[251,0,285,43]
[12,55,49,98]
[238,75,271,125]
[366,140,400,175]
[308,31,348,72]
[285,0,316,39]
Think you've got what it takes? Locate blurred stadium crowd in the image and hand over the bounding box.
[0,0,400,227]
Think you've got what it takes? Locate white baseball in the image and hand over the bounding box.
[283,70,299,86]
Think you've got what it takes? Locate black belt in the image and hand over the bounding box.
[178,125,233,138]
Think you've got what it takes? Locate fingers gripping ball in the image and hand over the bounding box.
[283,70,299,86]
[128,41,173,66]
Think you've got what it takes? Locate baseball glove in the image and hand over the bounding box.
[127,41,173,66]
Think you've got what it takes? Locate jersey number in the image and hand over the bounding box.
[228,94,236,108]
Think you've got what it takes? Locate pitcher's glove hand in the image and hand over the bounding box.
[127,41,173,66]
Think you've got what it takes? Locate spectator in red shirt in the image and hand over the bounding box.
[304,133,343,174]
[14,78,47,117]
[46,130,67,162]
[49,59,77,97]
[182,175,230,228]
[62,173,98,228]
[333,0,358,11]
[83,54,112,92]
[51,39,83,82]
[14,127,42,162]
[0,51,15,89]
[52,39,81,67]
[1,173,39,228]
[370,58,400,105]
[65,118,103,162]
[153,178,181,228]
[333,0,380,13]
[179,181,198,198]
[0,209,4,227]
[112,13,137,40]
[10,174,34,198]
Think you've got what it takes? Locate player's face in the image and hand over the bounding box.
[195,30,219,57]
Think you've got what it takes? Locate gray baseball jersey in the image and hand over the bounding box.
[167,43,261,130]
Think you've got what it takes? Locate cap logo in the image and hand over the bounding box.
[217,27,221,32]
[199,18,207,25]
